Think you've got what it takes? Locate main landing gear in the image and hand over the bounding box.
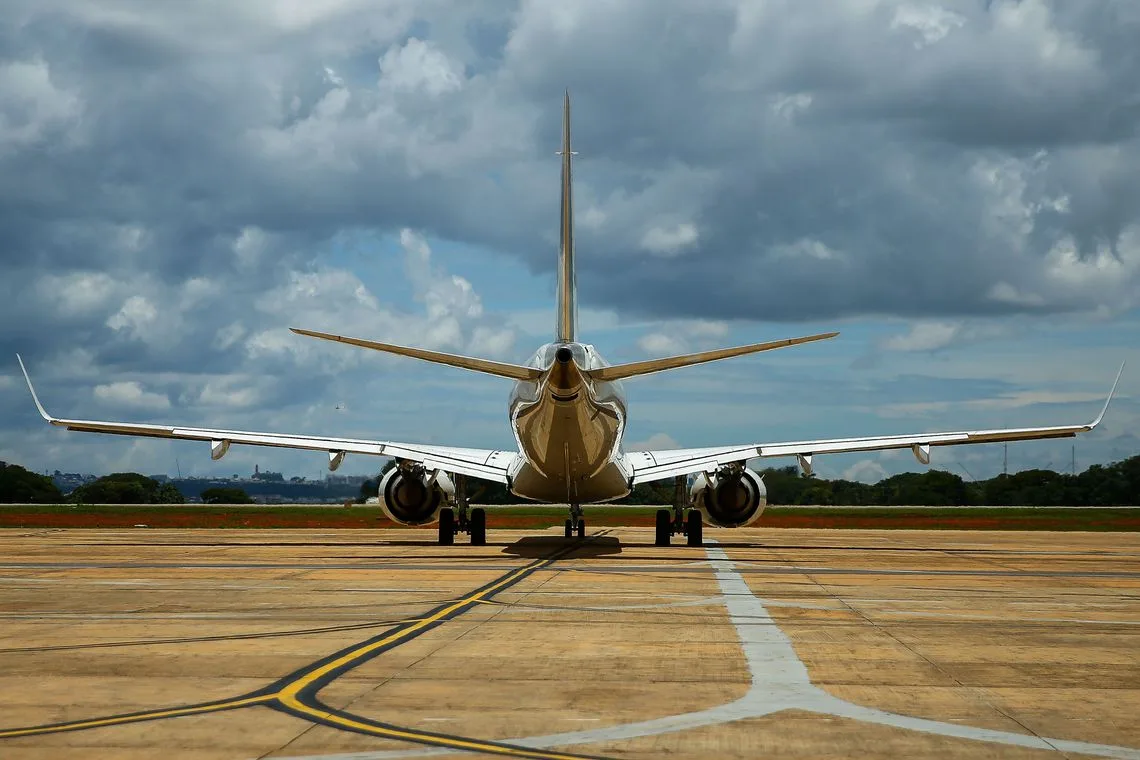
[564,503,585,539]
[655,475,702,547]
[437,475,487,546]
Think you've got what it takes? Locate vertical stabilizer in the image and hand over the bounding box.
[556,90,577,343]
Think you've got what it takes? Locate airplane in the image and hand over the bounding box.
[16,92,1125,548]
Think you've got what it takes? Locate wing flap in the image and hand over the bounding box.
[17,355,513,484]
[627,363,1124,484]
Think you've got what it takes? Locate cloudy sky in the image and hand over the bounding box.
[2,0,1138,485]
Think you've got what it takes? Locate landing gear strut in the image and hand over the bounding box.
[564,503,585,539]
[437,474,487,546]
[654,475,702,547]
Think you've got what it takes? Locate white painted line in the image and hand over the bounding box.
[277,541,1140,760]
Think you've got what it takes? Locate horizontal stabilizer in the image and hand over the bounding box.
[290,328,542,382]
[588,331,839,382]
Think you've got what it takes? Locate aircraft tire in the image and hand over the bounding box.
[438,508,455,546]
[564,518,573,538]
[470,507,486,546]
[655,509,671,546]
[686,509,703,547]
[577,519,585,538]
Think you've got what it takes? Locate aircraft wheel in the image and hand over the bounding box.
[564,518,573,538]
[655,509,671,546]
[686,509,703,547]
[470,507,486,546]
[577,519,585,538]
[438,508,455,546]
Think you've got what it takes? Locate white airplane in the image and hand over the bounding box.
[17,93,1124,547]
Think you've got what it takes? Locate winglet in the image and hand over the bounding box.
[1090,361,1126,428]
[16,354,54,422]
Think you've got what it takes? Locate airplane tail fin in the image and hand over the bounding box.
[587,331,839,382]
[290,328,542,381]
[556,90,577,343]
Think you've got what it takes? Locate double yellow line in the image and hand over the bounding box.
[0,695,273,739]
[1,540,606,760]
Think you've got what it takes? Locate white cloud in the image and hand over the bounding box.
[683,320,730,340]
[843,459,888,483]
[771,238,842,261]
[106,296,162,342]
[881,321,1011,353]
[232,226,269,269]
[881,321,961,352]
[402,228,484,323]
[872,388,1111,420]
[93,381,170,411]
[379,38,463,96]
[636,319,731,355]
[37,272,118,316]
[115,225,150,253]
[469,325,516,359]
[214,322,247,350]
[772,92,813,119]
[637,332,687,356]
[579,206,606,230]
[987,282,1046,307]
[891,5,966,48]
[180,277,219,309]
[625,432,681,452]
[246,230,514,365]
[196,377,263,409]
[323,66,345,88]
[0,58,82,154]
[640,223,698,257]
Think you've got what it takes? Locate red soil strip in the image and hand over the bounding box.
[2,510,1137,531]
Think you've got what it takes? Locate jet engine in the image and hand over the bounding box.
[378,464,454,526]
[690,465,767,528]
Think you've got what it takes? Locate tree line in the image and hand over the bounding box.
[357,454,1140,507]
[4,454,1139,506]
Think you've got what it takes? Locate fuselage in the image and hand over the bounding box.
[506,342,631,503]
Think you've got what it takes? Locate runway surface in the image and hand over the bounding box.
[0,527,1137,759]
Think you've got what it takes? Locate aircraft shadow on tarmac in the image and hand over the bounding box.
[501,535,623,558]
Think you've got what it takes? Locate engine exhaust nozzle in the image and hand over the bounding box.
[549,344,583,397]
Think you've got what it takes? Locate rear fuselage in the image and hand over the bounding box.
[507,342,630,503]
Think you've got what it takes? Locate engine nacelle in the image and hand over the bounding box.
[378,465,454,526]
[690,466,767,528]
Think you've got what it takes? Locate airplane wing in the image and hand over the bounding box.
[625,363,1125,484]
[16,356,516,484]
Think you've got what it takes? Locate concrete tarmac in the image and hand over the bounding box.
[0,527,1137,759]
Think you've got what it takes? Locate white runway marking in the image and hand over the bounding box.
[279,542,1140,760]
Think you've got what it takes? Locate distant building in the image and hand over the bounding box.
[50,471,98,493]
[251,464,284,482]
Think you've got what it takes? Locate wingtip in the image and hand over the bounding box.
[1090,360,1126,428]
[16,354,53,422]
[291,327,339,341]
